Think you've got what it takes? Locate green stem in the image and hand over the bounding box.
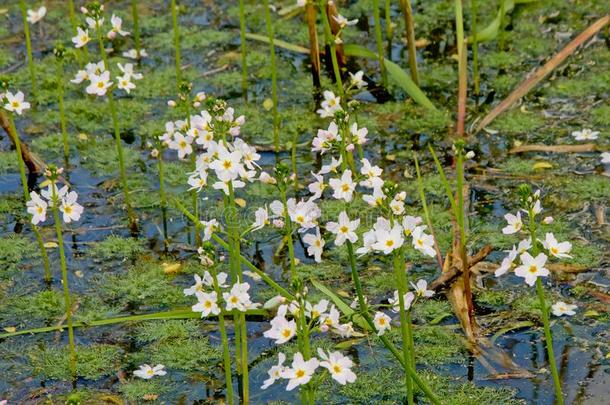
[19,0,37,98]
[384,0,393,58]
[528,207,563,404]
[413,154,443,268]
[95,22,137,230]
[263,0,279,153]
[155,142,168,246]
[51,183,77,380]
[57,60,70,165]
[455,0,465,58]
[498,0,506,50]
[8,115,51,282]
[471,0,480,95]
[171,0,182,86]
[345,241,440,405]
[131,0,142,59]
[400,0,419,84]
[239,0,248,102]
[319,0,344,97]
[373,0,388,87]
[393,251,414,405]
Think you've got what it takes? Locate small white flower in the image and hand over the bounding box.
[116,74,135,93]
[410,279,434,298]
[122,48,149,59]
[517,238,532,254]
[117,63,143,80]
[389,290,415,313]
[351,122,369,145]
[60,191,84,223]
[411,226,436,257]
[261,353,287,389]
[329,169,356,202]
[371,224,404,254]
[332,14,358,28]
[316,90,342,118]
[303,228,325,262]
[200,219,220,241]
[495,246,518,277]
[192,291,221,317]
[26,6,47,24]
[571,128,599,141]
[86,71,112,96]
[263,306,297,345]
[281,352,319,391]
[108,14,129,38]
[514,252,549,286]
[326,211,359,246]
[465,151,476,159]
[373,311,391,335]
[601,152,610,164]
[348,71,366,89]
[26,191,47,225]
[502,212,522,234]
[133,364,167,379]
[542,216,554,224]
[317,349,356,385]
[72,27,91,48]
[542,233,572,259]
[168,133,194,159]
[551,301,577,317]
[4,91,31,115]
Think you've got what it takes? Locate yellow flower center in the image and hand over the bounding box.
[333,365,342,374]
[281,328,292,338]
[341,184,350,192]
[223,160,232,169]
[64,205,73,214]
[340,226,348,234]
[295,369,306,378]
[11,101,19,108]
[179,141,187,148]
[385,240,394,247]
[551,247,558,254]
[378,318,386,325]
[528,265,538,273]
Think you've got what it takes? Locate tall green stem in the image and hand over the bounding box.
[384,0,393,58]
[263,0,279,152]
[320,0,344,97]
[498,0,506,50]
[57,60,70,165]
[8,115,52,282]
[239,0,248,102]
[131,0,142,59]
[373,0,388,87]
[155,142,169,248]
[413,154,443,268]
[471,0,480,95]
[345,241,440,405]
[528,208,564,405]
[51,182,77,379]
[454,0,465,58]
[171,0,182,86]
[393,251,414,405]
[19,0,37,98]
[95,22,137,230]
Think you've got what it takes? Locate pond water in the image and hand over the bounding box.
[0,0,608,404]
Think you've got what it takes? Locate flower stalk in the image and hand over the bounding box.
[239,0,248,102]
[171,0,182,86]
[7,114,52,282]
[54,47,70,165]
[399,0,419,84]
[131,0,142,59]
[19,0,37,98]
[320,0,344,97]
[372,0,388,87]
[263,0,280,152]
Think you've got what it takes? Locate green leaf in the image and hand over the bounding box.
[245,32,309,54]
[310,278,371,331]
[469,0,538,43]
[344,44,437,110]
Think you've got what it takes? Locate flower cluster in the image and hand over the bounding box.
[1,90,30,115]
[495,188,573,286]
[72,61,142,96]
[27,179,84,225]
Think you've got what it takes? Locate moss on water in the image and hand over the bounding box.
[0,151,17,174]
[492,109,546,135]
[77,137,141,177]
[0,234,39,278]
[90,235,145,263]
[134,319,202,344]
[149,27,233,53]
[28,344,122,381]
[120,379,170,402]
[590,104,610,127]
[0,289,65,325]
[136,337,221,372]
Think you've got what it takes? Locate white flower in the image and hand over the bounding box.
[319,305,340,331]
[389,290,415,313]
[42,183,68,203]
[26,191,47,225]
[401,215,422,236]
[72,27,91,48]
[287,199,321,231]
[502,212,522,234]
[312,121,340,153]
[319,156,343,175]
[26,6,47,24]
[200,219,219,241]
[411,226,436,257]
[329,169,356,202]
[296,0,307,7]
[571,128,599,141]
[3,91,30,115]
[373,311,391,335]
[389,198,405,216]
[348,71,366,89]
[209,146,243,179]
[168,133,194,159]
[108,14,129,38]
[85,17,100,29]
[60,191,84,223]
[362,186,386,207]
[334,322,355,338]
[117,63,143,80]
[116,74,136,93]
[326,211,359,246]
[303,228,325,262]
[307,172,326,201]
[122,48,149,59]
[465,151,476,159]
[282,352,319,391]
[233,138,260,170]
[317,349,356,385]
[542,216,554,224]
[359,158,382,188]
[192,291,221,317]
[223,282,258,312]
[542,233,572,259]
[514,252,550,286]
[261,353,286,389]
[517,238,532,254]
[410,279,434,298]
[495,246,518,277]
[183,274,206,296]
[371,224,404,254]
[601,152,610,164]
[133,364,167,379]
[252,206,270,230]
[351,122,369,145]
[264,306,297,344]
[551,301,577,317]
[187,169,208,192]
[332,14,358,28]
[86,71,112,96]
[310,299,329,319]
[316,90,342,118]
[259,171,277,184]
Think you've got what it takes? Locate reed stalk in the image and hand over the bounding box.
[18,0,37,99]
[373,0,388,87]
[399,0,419,84]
